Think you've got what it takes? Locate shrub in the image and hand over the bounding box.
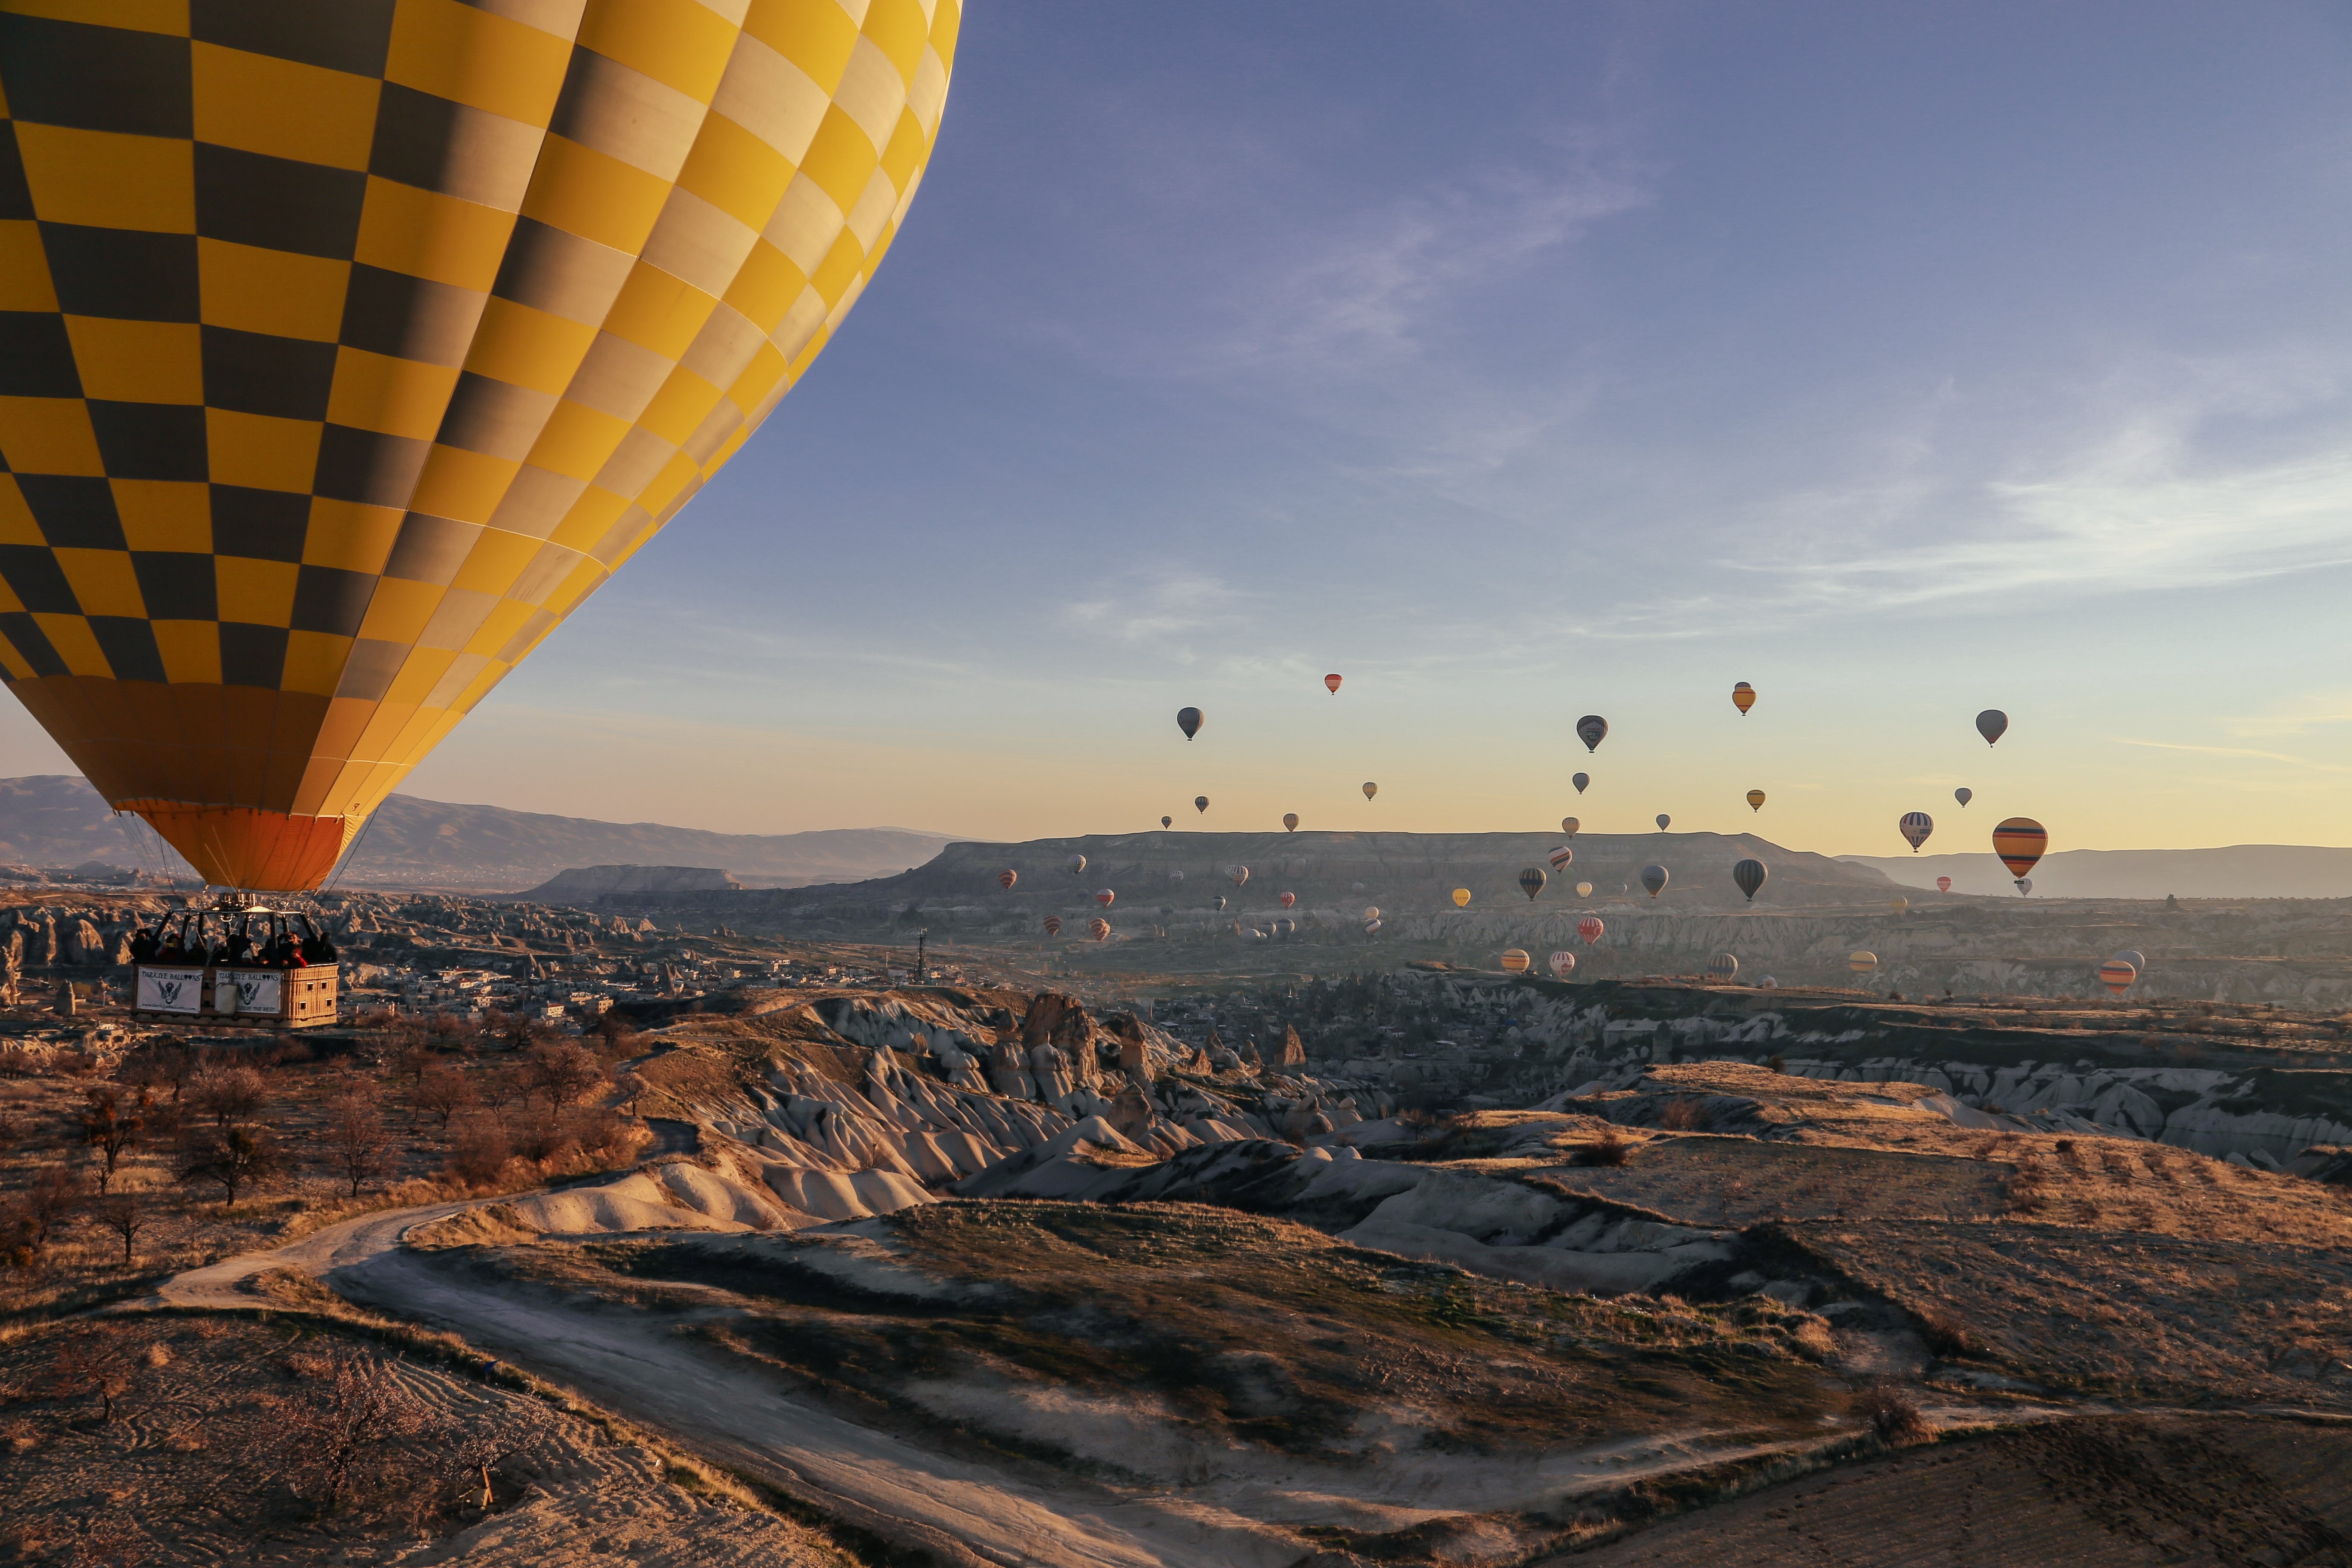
[175,1125,288,1206]
[1915,1305,1979,1358]
[187,1064,267,1128]
[1658,1096,1710,1131]
[1855,1382,1932,1446]
[442,1118,514,1188]
[1579,1128,1632,1167]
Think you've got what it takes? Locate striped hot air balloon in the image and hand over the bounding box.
[1992,817,2048,892]
[1518,866,1547,900]
[1732,858,1767,903]
[1087,917,1109,942]
[998,870,1017,890]
[1899,812,1934,851]
[1731,681,1755,714]
[1499,949,1531,973]
[1547,950,1576,978]
[1707,952,1739,982]
[1323,673,1341,694]
[1042,916,1062,937]
[1890,897,1908,912]
[1282,812,1298,832]
[1577,914,1604,945]
[1228,864,1249,887]
[1746,790,1765,812]
[1363,917,1382,935]
[1362,781,1377,799]
[2098,957,2136,995]
[0,2,965,890]
[1849,951,1877,974]
[1095,888,1114,907]
[1278,891,1295,908]
[1547,844,1574,872]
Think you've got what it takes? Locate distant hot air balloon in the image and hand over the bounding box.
[1548,845,1574,872]
[1363,906,1380,921]
[1899,812,1934,851]
[1228,864,1250,887]
[1955,788,1973,808]
[1195,796,1210,814]
[1890,897,1909,913]
[1760,977,1779,990]
[1044,916,1063,937]
[1656,814,1672,832]
[1279,891,1296,909]
[1088,918,1111,943]
[1452,888,1472,908]
[1732,682,1756,715]
[998,870,1018,890]
[1640,864,1669,898]
[1577,717,1609,752]
[1575,881,1593,897]
[1364,918,1384,935]
[1162,816,1173,828]
[1747,790,1766,812]
[1518,867,1547,900]
[2114,949,2147,972]
[1578,915,1605,946]
[2098,958,2137,995]
[0,4,968,892]
[1937,876,1953,892]
[1178,707,1204,740]
[1068,855,1087,875]
[1283,813,1299,833]
[1548,951,1577,978]
[1363,782,1378,800]
[2018,877,2033,895]
[1849,951,1878,974]
[1732,859,1767,903]
[1273,918,1295,937]
[1096,889,1115,907]
[1562,817,1581,837]
[1324,674,1343,694]
[1707,953,1740,983]
[1993,817,2048,892]
[1500,949,1532,974]
[1573,774,1591,795]
[1214,896,1227,911]
[1976,710,2009,747]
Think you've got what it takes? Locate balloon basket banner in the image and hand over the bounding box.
[131,962,339,1031]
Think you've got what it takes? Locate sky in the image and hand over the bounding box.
[9,1,2352,856]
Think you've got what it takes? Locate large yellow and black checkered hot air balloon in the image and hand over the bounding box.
[0,0,958,888]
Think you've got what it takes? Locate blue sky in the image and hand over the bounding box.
[12,2,2350,854]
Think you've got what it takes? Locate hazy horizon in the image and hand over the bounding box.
[6,3,2346,859]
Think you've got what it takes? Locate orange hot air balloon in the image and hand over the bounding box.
[998,870,1018,890]
[1452,888,1471,907]
[1087,918,1110,942]
[2098,958,2136,995]
[1500,949,1531,973]
[1278,891,1296,908]
[1324,674,1342,694]
[1731,681,1756,714]
[1043,916,1063,937]
[1992,817,2049,888]
[0,6,965,890]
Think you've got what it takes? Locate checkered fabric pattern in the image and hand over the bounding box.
[0,0,958,887]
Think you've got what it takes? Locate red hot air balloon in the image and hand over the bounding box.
[1178,707,1203,739]
[1937,876,1953,892]
[1547,951,1577,978]
[1096,889,1115,907]
[1279,891,1296,908]
[998,870,1018,890]
[1732,682,1756,715]
[1577,915,1605,946]
[1043,916,1063,936]
[1324,674,1342,694]
[1992,818,2048,892]
[1899,812,1934,851]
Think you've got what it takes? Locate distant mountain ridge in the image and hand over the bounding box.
[0,776,953,892]
[1841,845,2352,900]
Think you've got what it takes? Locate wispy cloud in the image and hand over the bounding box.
[2111,738,2352,773]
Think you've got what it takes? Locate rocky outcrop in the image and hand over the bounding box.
[518,865,743,901]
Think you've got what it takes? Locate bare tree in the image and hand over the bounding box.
[320,1087,394,1198]
[411,1066,479,1133]
[80,1085,149,1194]
[92,1189,153,1266]
[175,1125,287,1207]
[187,1063,267,1128]
[523,1041,605,1109]
[250,1348,427,1511]
[44,1328,137,1423]
[21,1163,86,1249]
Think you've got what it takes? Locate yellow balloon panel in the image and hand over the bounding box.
[0,0,960,887]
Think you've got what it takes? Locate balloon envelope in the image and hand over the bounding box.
[998,870,1017,890]
[1891,897,1908,912]
[2099,958,2136,995]
[1324,674,1342,693]
[1562,817,1580,837]
[1161,816,1172,828]
[1849,950,1878,974]
[1732,858,1767,903]
[1096,889,1115,907]
[2018,878,2034,895]
[1518,866,1547,900]
[1576,716,1608,752]
[1640,864,1669,898]
[0,5,966,890]
[1195,796,1210,813]
[2114,949,2147,971]
[1363,918,1383,935]
[1572,774,1590,794]
[1282,813,1299,832]
[1177,707,1203,739]
[1732,682,1756,715]
[1937,876,1953,892]
[1043,916,1063,936]
[1278,891,1295,908]
[1707,953,1739,982]
[1577,915,1605,945]
[1363,782,1378,799]
[1214,896,1226,910]
[1575,881,1593,897]
[1976,709,2009,746]
[1452,888,1472,907]
[1548,845,1574,871]
[1899,812,1934,851]
[1548,950,1577,978]
[1088,918,1110,942]
[1955,788,1973,807]
[1747,790,1766,812]
[1655,814,1672,831]
[1228,864,1250,887]
[1500,949,1531,973]
[1992,817,2049,879]
[1363,906,1380,920]
[1068,855,1087,875]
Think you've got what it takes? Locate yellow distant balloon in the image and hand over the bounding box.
[1452,888,1472,908]
[1849,951,1878,974]
[1891,897,1909,913]
[1499,949,1531,973]
[1575,881,1593,897]
[1746,789,1767,812]
[0,5,964,889]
